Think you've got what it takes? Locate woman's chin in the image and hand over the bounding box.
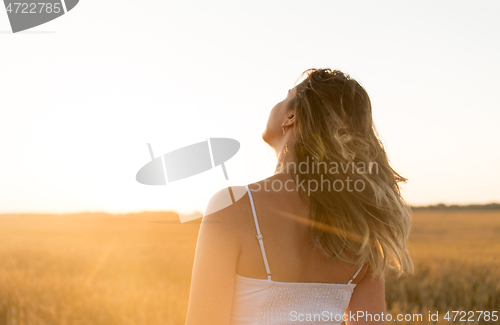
[261,132,274,147]
[261,131,269,143]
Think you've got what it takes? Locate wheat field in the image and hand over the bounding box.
[0,210,499,325]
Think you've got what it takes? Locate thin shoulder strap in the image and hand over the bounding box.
[347,264,364,284]
[244,185,272,280]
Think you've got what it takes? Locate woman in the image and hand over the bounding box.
[185,68,413,325]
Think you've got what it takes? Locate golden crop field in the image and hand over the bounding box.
[0,210,499,325]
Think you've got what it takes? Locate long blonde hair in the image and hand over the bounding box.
[286,68,413,279]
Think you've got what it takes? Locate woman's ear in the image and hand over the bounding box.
[282,113,295,128]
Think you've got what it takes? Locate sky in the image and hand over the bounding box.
[0,0,499,215]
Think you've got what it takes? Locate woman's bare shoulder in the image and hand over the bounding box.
[202,176,294,232]
[202,185,254,229]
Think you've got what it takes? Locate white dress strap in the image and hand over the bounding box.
[244,185,272,280]
[347,264,364,284]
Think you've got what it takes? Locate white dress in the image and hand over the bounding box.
[229,185,363,325]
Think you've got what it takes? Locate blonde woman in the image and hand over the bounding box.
[185,68,413,325]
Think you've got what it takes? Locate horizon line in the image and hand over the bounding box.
[1,202,500,216]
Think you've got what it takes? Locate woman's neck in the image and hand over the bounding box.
[274,143,297,175]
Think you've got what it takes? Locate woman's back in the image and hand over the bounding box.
[235,173,366,285]
[229,174,365,324]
